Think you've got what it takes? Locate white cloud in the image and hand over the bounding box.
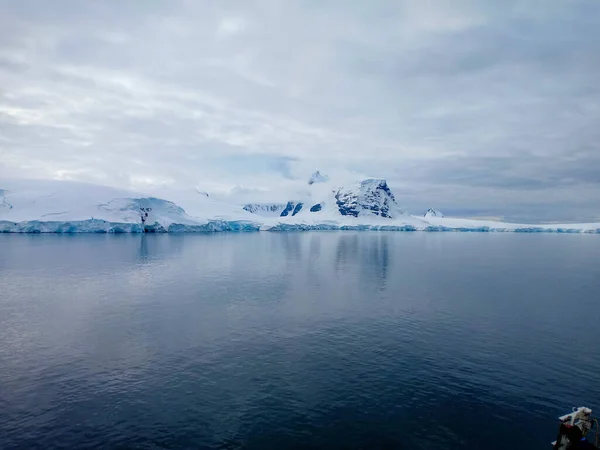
[0,0,599,220]
[217,17,247,37]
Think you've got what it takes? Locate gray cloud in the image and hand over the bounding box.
[0,0,599,221]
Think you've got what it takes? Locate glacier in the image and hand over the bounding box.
[0,178,599,234]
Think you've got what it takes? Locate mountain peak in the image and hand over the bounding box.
[335,178,402,218]
[308,170,329,185]
[424,208,443,218]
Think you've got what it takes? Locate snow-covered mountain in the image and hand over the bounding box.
[308,170,329,185]
[243,172,404,220]
[0,189,11,211]
[425,208,443,218]
[0,178,598,233]
[334,179,403,218]
[243,201,306,217]
[0,179,259,233]
[243,203,287,217]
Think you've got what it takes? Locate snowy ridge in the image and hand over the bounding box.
[0,189,12,211]
[0,179,260,233]
[242,202,305,217]
[243,172,404,220]
[0,179,599,233]
[242,203,287,217]
[425,208,443,218]
[334,179,403,218]
[308,170,329,185]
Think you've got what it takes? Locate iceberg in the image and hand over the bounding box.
[1,179,598,234]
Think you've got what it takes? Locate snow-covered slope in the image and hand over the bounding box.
[308,170,329,185]
[243,201,304,217]
[242,201,307,217]
[0,189,11,211]
[425,208,443,218]
[0,179,260,233]
[242,203,287,217]
[1,179,598,233]
[243,172,405,220]
[153,187,257,222]
[416,215,600,233]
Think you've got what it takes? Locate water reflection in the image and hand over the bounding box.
[332,233,391,288]
[280,232,303,263]
[135,234,187,264]
[365,234,390,288]
[334,234,359,270]
[309,234,321,262]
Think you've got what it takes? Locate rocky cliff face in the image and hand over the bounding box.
[334,179,402,218]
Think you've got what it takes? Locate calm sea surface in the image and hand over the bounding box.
[1,233,599,449]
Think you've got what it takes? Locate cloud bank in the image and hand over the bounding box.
[1,0,599,222]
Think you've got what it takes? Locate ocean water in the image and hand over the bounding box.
[1,233,599,450]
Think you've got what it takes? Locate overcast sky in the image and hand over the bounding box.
[1,0,599,221]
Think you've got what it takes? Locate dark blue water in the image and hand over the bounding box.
[1,233,599,449]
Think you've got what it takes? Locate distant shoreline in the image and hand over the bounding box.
[1,219,599,234]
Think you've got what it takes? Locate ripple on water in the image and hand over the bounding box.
[1,233,600,449]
